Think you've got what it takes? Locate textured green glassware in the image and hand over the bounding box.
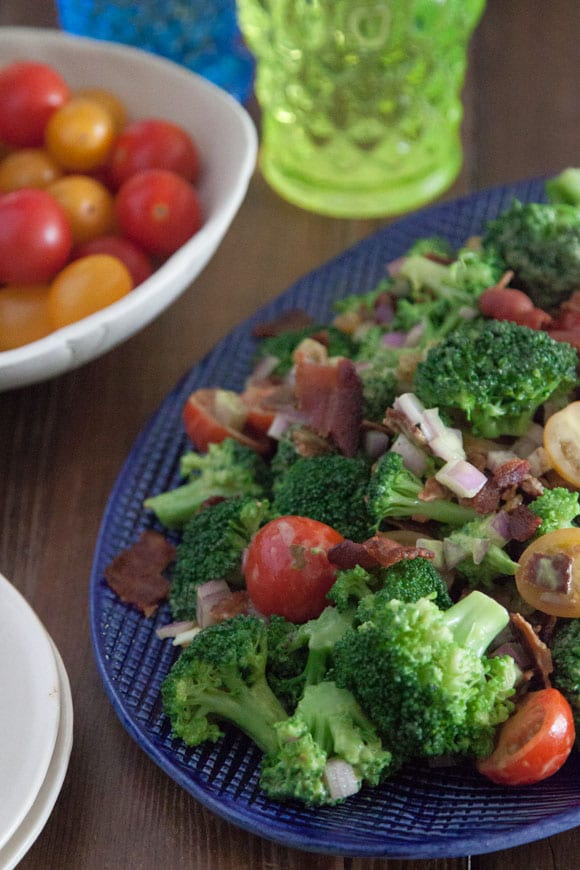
[236,0,486,218]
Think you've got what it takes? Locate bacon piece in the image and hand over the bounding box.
[252,308,314,338]
[419,477,452,503]
[492,457,531,489]
[295,356,363,457]
[510,612,553,687]
[505,503,542,541]
[105,530,176,617]
[327,535,434,571]
[383,407,429,447]
[459,478,501,514]
[210,590,252,623]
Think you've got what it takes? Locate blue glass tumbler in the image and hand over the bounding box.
[55,0,254,103]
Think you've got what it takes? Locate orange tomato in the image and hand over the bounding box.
[544,402,580,489]
[48,254,132,328]
[45,97,116,172]
[516,527,580,617]
[74,87,128,133]
[0,147,62,192]
[0,283,53,349]
[47,174,115,245]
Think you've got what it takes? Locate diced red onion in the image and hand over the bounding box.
[527,446,552,478]
[155,620,197,640]
[267,408,308,441]
[435,459,487,498]
[390,434,428,476]
[173,626,202,647]
[393,392,426,425]
[323,759,361,801]
[443,538,472,569]
[404,322,425,347]
[488,511,511,544]
[416,538,445,570]
[458,305,478,320]
[249,354,280,383]
[429,430,465,462]
[196,579,231,629]
[363,429,390,460]
[419,407,447,441]
[374,300,394,324]
[512,423,544,457]
[386,255,406,277]
[471,538,491,565]
[381,331,407,348]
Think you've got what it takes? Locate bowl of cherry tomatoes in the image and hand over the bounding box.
[0,27,257,391]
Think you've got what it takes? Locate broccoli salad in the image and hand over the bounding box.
[109,169,580,807]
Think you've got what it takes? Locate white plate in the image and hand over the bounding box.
[0,574,60,850]
[0,635,73,870]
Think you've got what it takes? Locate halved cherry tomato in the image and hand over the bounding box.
[183,388,271,454]
[543,401,580,489]
[515,527,580,617]
[240,384,286,435]
[477,688,575,786]
[244,515,344,622]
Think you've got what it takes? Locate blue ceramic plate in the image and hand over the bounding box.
[90,178,580,859]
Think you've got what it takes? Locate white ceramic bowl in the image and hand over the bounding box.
[0,27,258,392]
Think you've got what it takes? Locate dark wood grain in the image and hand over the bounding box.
[1,1,580,868]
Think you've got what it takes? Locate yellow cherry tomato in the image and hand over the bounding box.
[516,527,580,617]
[47,174,115,245]
[0,283,53,350]
[544,402,580,489]
[0,147,63,192]
[74,87,128,133]
[48,254,132,328]
[44,97,116,172]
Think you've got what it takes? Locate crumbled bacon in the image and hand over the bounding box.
[252,308,314,338]
[492,457,531,489]
[328,535,434,571]
[295,356,363,457]
[510,612,553,687]
[383,407,429,447]
[209,590,252,623]
[459,478,501,514]
[105,530,176,617]
[419,477,452,503]
[505,503,542,542]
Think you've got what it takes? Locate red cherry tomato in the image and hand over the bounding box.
[72,234,153,287]
[477,688,575,786]
[244,516,344,623]
[0,188,72,284]
[115,168,203,256]
[183,388,271,454]
[0,61,70,147]
[478,286,552,329]
[108,118,200,188]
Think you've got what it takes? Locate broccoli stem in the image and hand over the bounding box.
[442,590,509,657]
[144,480,212,528]
[209,676,288,754]
[397,496,478,527]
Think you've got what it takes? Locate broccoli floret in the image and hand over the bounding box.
[551,619,580,744]
[255,324,356,376]
[169,497,271,621]
[358,364,399,423]
[546,168,580,207]
[272,454,375,542]
[144,437,272,529]
[333,591,518,763]
[441,515,519,589]
[266,606,354,711]
[405,235,455,259]
[482,199,580,310]
[413,318,578,439]
[333,279,392,317]
[390,249,504,342]
[260,681,393,806]
[529,487,580,538]
[162,614,288,753]
[366,451,478,530]
[328,558,452,613]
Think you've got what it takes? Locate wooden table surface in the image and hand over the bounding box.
[2,2,580,868]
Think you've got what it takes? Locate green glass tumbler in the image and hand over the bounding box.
[236,0,486,218]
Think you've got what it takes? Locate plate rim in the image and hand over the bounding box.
[89,177,580,859]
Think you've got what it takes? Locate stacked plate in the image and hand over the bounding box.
[0,573,73,869]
